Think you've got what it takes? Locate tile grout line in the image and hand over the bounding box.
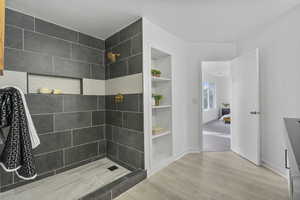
[62,95,65,112]
[5,46,104,66]
[33,16,36,32]
[107,32,142,50]
[24,26,105,52]
[30,109,105,116]
[5,44,140,80]
[97,140,100,155]
[35,139,106,157]
[70,42,72,59]
[22,28,25,50]
[106,109,142,114]
[51,56,55,74]
[53,114,56,136]
[89,63,93,80]
[107,124,143,134]
[90,111,93,127]
[107,139,144,154]
[36,124,106,135]
[71,129,74,147]
[76,32,79,43]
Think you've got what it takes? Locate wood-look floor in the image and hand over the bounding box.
[117,152,289,200]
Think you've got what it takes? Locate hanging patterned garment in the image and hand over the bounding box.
[0,87,37,180]
[0,86,40,149]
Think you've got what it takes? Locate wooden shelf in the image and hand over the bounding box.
[152,77,171,82]
[152,131,171,139]
[152,105,171,109]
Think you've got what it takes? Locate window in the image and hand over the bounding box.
[202,82,216,110]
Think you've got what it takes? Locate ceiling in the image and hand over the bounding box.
[7,0,300,42]
[202,61,231,77]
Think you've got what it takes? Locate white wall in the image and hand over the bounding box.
[143,18,237,172]
[143,18,190,171]
[203,109,219,124]
[237,5,300,176]
[217,76,232,107]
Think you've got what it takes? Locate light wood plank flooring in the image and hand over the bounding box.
[117,152,288,200]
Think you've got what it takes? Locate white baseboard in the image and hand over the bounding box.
[262,160,288,179]
[147,149,202,176]
[147,149,288,182]
[230,149,287,179]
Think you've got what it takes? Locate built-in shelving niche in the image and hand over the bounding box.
[27,73,106,96]
[28,74,82,94]
[150,47,173,170]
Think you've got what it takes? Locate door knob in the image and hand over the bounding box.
[250,111,260,115]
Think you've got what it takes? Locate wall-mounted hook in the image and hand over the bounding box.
[107,52,120,63]
[114,93,124,104]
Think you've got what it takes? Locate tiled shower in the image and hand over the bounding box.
[0,8,145,199]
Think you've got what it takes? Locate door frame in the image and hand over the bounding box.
[200,49,261,166]
[200,60,232,151]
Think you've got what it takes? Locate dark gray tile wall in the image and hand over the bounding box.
[4,8,105,80]
[53,57,91,79]
[24,30,72,58]
[0,94,106,191]
[35,18,78,42]
[105,19,144,171]
[2,11,107,193]
[105,19,143,79]
[31,114,54,134]
[5,47,53,75]
[0,9,106,190]
[5,8,34,30]
[1,8,144,196]
[105,94,144,169]
[79,33,105,50]
[2,9,107,192]
[5,25,22,49]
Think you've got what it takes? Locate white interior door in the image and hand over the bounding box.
[231,49,261,165]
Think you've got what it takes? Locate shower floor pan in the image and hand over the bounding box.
[0,158,146,200]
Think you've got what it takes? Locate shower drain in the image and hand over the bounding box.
[108,165,119,171]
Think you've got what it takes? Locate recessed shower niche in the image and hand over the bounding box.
[28,74,106,96]
[28,74,82,94]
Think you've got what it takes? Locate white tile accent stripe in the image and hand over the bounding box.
[82,79,105,96]
[0,70,27,93]
[0,71,142,96]
[106,73,143,95]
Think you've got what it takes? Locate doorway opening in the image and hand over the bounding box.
[202,61,232,152]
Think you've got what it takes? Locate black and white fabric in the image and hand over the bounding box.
[0,86,40,148]
[0,87,37,180]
